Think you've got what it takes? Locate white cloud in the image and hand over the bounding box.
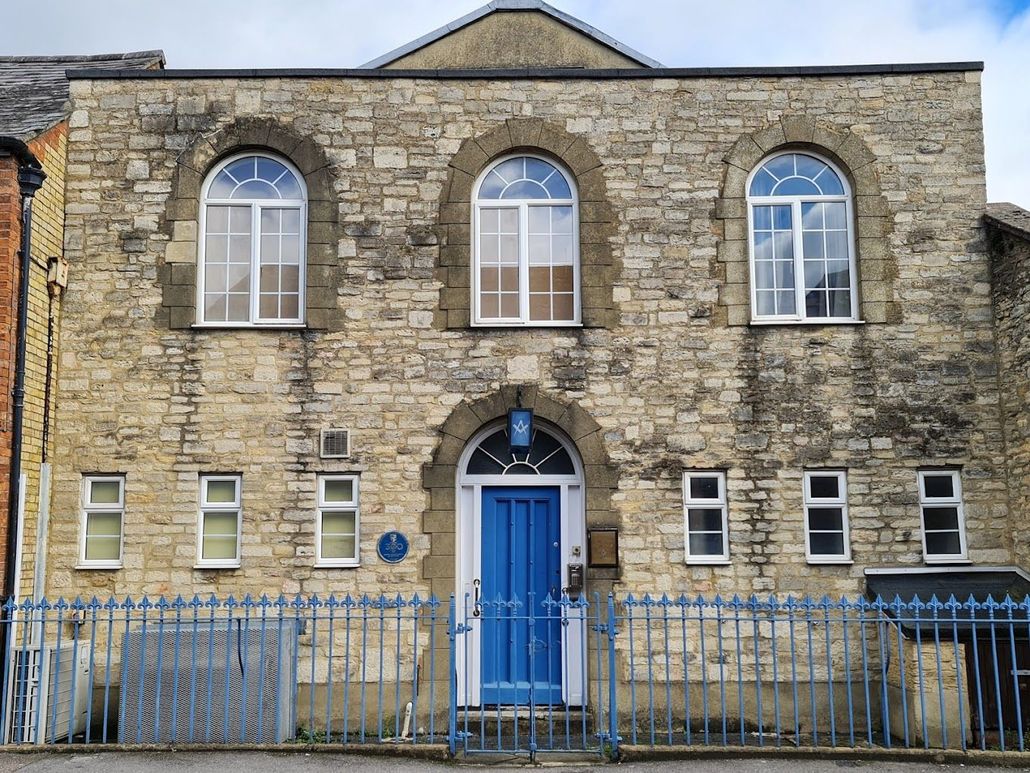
[1,0,1026,202]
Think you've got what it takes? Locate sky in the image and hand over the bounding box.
[1,0,1027,204]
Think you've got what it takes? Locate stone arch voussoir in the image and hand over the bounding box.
[159,117,342,331]
[714,115,896,326]
[420,386,621,591]
[436,118,617,330]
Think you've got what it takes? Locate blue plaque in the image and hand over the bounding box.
[508,408,533,453]
[377,531,409,564]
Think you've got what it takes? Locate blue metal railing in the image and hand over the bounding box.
[0,592,1026,759]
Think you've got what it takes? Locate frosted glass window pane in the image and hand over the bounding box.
[552,266,573,292]
[323,479,354,503]
[207,206,229,232]
[205,480,237,503]
[205,295,227,321]
[321,535,356,559]
[480,294,499,318]
[206,236,228,262]
[85,535,121,561]
[280,294,299,319]
[500,294,519,317]
[87,512,122,536]
[229,207,251,232]
[529,293,550,321]
[90,481,121,505]
[260,208,281,232]
[228,265,249,293]
[203,512,238,537]
[202,536,238,560]
[229,236,251,263]
[498,209,518,233]
[553,294,574,320]
[259,295,278,318]
[282,209,301,234]
[227,294,249,321]
[322,510,356,534]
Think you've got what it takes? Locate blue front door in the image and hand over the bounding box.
[480,486,563,705]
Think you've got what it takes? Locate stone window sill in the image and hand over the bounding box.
[76,562,122,571]
[191,323,308,331]
[750,319,866,327]
[314,562,360,569]
[194,563,241,570]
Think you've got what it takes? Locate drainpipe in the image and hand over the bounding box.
[0,137,46,603]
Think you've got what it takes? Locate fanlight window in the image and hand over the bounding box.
[747,152,858,322]
[474,155,579,326]
[465,427,576,476]
[199,153,306,325]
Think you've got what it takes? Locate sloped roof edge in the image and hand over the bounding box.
[985,201,1030,242]
[359,0,663,69]
[0,50,165,140]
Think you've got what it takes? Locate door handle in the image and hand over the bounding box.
[472,578,481,618]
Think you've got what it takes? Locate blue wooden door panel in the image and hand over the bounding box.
[481,486,563,705]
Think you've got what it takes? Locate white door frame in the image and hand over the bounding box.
[454,420,587,708]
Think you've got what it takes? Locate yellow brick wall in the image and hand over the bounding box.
[16,122,66,599]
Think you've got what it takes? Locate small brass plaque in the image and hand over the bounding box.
[587,528,619,568]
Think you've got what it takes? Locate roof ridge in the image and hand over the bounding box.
[0,50,164,64]
[359,0,662,70]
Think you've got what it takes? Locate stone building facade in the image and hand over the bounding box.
[45,47,1009,608]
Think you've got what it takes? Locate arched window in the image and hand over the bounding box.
[198,153,306,325]
[473,155,579,326]
[746,152,858,322]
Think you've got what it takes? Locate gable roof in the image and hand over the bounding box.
[0,51,165,140]
[361,0,662,70]
[985,201,1030,242]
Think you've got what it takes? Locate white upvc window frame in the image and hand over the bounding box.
[803,470,852,564]
[918,469,968,564]
[746,151,860,325]
[471,153,581,328]
[78,475,125,570]
[196,151,307,328]
[315,474,360,568]
[197,474,243,569]
[682,471,730,565]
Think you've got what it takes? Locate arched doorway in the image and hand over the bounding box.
[455,419,587,708]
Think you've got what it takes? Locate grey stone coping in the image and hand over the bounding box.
[67,61,984,80]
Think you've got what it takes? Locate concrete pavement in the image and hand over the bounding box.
[0,752,1028,772]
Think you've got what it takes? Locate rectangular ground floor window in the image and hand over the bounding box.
[80,475,124,568]
[198,474,242,568]
[316,474,360,567]
[803,470,851,563]
[682,471,729,564]
[918,469,967,562]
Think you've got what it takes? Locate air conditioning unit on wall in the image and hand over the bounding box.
[5,641,91,744]
[118,620,297,743]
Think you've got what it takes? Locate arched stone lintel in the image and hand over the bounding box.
[420,387,620,589]
[714,116,898,327]
[159,117,342,331]
[436,118,618,330]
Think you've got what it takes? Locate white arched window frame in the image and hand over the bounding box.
[746,151,859,323]
[197,152,307,327]
[472,154,581,326]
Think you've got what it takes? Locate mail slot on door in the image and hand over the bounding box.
[566,563,584,599]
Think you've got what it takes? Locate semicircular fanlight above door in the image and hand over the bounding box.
[465,427,575,476]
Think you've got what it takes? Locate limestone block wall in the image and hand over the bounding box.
[46,69,1007,605]
[987,212,1030,568]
